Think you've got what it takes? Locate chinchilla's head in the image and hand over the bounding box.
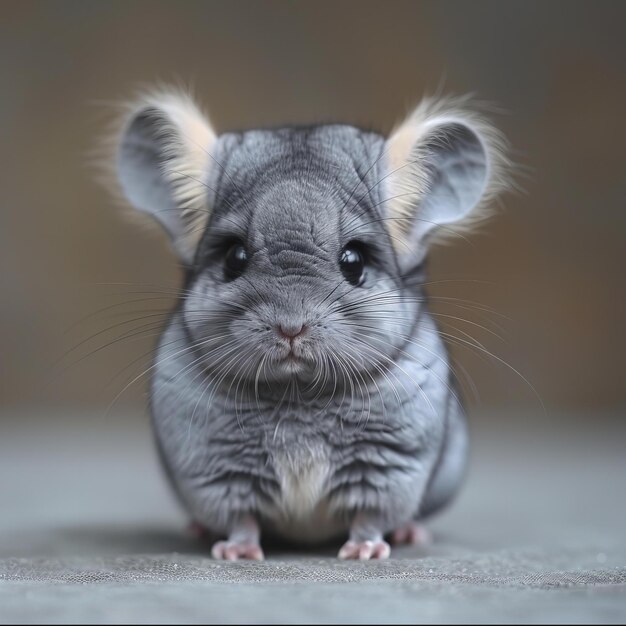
[110,88,507,392]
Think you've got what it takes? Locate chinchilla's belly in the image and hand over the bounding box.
[263,444,347,543]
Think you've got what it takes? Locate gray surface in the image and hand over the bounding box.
[0,409,625,624]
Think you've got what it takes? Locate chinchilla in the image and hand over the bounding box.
[107,88,508,560]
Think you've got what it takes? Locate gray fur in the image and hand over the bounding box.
[112,98,495,554]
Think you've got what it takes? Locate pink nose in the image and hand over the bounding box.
[277,324,306,340]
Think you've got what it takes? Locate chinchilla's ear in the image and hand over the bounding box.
[384,96,509,271]
[114,88,216,263]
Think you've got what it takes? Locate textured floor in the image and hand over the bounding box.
[0,409,624,624]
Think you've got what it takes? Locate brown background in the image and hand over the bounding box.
[1,0,625,415]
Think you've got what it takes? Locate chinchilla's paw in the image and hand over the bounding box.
[211,540,264,561]
[338,539,391,560]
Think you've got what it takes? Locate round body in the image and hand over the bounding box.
[150,305,468,544]
[112,92,502,553]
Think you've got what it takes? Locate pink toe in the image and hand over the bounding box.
[372,541,391,559]
[211,541,226,560]
[358,541,374,560]
[225,545,240,561]
[211,540,264,561]
[339,540,391,560]
[338,541,357,560]
[250,545,265,560]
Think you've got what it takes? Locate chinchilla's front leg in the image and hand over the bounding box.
[338,513,391,560]
[210,515,264,561]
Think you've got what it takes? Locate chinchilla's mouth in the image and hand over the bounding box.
[268,350,316,377]
[273,343,311,364]
[278,354,306,370]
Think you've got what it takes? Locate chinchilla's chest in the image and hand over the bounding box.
[207,402,341,516]
[203,397,422,515]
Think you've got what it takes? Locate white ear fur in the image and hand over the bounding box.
[115,88,216,263]
[385,96,509,269]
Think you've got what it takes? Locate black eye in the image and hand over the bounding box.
[224,242,248,280]
[339,243,366,286]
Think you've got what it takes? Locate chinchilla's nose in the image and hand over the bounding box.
[276,322,307,341]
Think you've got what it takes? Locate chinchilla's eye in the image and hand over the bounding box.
[339,242,366,286]
[224,242,248,280]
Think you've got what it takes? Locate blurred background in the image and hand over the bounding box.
[2,5,625,620]
[2,0,625,419]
